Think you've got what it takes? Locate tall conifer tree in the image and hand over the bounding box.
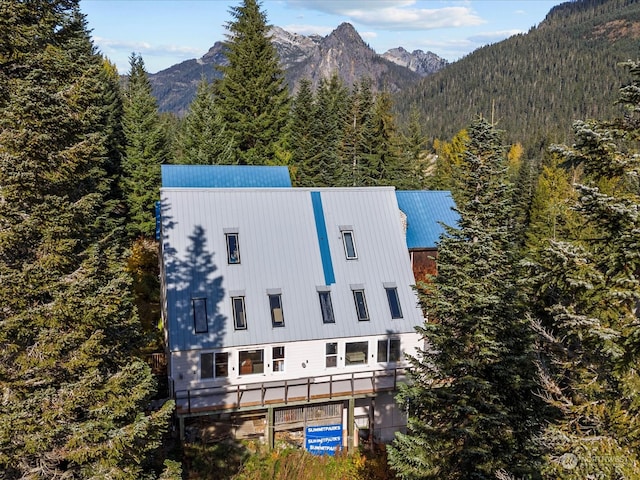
[175,77,234,165]
[122,53,168,239]
[528,61,640,479]
[0,2,175,477]
[340,77,374,186]
[214,0,290,165]
[309,74,348,186]
[365,91,419,189]
[289,79,318,186]
[389,118,540,479]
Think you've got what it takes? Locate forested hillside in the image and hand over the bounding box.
[4,0,640,478]
[395,0,640,153]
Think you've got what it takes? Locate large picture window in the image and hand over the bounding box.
[201,352,229,379]
[232,296,247,330]
[345,341,368,365]
[239,349,264,375]
[377,339,401,363]
[385,287,403,319]
[318,290,335,324]
[193,298,208,333]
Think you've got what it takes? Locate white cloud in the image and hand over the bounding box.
[414,37,474,60]
[282,23,335,36]
[360,31,378,41]
[345,6,484,30]
[468,29,524,44]
[93,37,201,58]
[285,0,484,30]
[287,0,416,13]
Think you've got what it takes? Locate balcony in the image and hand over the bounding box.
[173,367,408,416]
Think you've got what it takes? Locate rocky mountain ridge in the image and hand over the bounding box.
[149,23,447,115]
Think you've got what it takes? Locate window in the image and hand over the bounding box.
[232,296,247,330]
[239,349,264,375]
[377,339,401,363]
[385,287,403,319]
[269,294,285,327]
[215,352,229,377]
[342,230,357,259]
[273,346,285,372]
[353,290,369,321]
[318,291,335,324]
[193,298,208,333]
[326,342,338,368]
[345,341,368,365]
[201,352,214,378]
[226,233,240,264]
[201,352,229,379]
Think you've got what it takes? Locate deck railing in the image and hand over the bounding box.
[173,367,408,415]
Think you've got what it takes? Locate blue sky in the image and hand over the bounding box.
[81,0,562,74]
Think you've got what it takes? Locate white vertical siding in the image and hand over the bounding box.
[170,331,422,393]
[161,187,425,354]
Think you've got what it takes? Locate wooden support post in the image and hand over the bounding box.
[369,397,375,451]
[348,397,355,452]
[179,416,185,442]
[266,406,275,450]
[329,375,333,399]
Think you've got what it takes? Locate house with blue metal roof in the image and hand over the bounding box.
[158,165,456,450]
[161,164,292,188]
[396,190,458,281]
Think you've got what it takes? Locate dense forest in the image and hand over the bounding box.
[2,0,640,478]
[396,0,640,156]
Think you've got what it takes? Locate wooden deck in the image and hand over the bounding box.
[174,367,407,416]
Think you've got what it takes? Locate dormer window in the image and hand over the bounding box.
[225,229,240,264]
[192,298,208,333]
[340,226,357,259]
[317,286,335,324]
[268,290,285,327]
[384,284,403,319]
[232,296,247,330]
[350,285,369,321]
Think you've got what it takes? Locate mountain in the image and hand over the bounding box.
[284,22,423,93]
[149,23,447,115]
[382,47,449,76]
[393,0,640,155]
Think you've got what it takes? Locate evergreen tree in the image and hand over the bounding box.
[340,77,374,186]
[308,74,348,186]
[214,0,290,165]
[175,77,234,165]
[365,90,420,189]
[0,2,175,477]
[528,61,640,479]
[400,108,431,189]
[289,78,317,186]
[524,157,580,257]
[428,129,469,193]
[122,53,168,239]
[389,118,540,479]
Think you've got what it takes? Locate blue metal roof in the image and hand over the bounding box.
[395,190,458,249]
[161,165,292,188]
